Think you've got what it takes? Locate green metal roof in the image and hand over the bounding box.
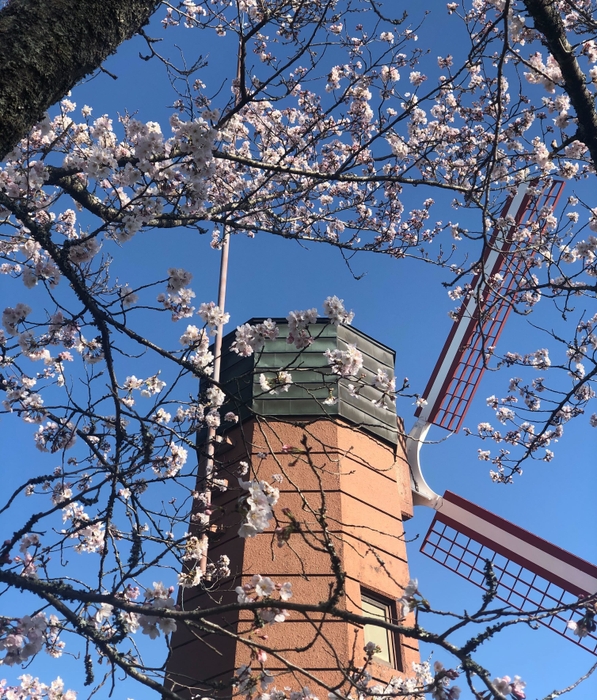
[210,319,398,445]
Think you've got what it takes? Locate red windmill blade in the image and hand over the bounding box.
[416,179,565,433]
[406,180,597,656]
[421,492,597,655]
[408,180,565,507]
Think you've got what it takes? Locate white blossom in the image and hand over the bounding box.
[325,344,363,377]
[238,479,279,538]
[198,301,230,333]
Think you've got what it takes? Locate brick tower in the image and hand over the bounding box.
[166,320,419,698]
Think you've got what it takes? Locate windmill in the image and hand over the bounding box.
[406,179,597,655]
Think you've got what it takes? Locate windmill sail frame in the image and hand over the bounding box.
[415,179,565,433]
[404,179,597,655]
[421,491,597,655]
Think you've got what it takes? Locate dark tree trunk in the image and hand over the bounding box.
[0,0,161,160]
[523,0,597,169]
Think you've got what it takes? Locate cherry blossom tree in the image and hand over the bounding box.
[0,1,596,699]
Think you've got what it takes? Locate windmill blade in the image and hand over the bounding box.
[421,490,597,655]
[416,179,565,433]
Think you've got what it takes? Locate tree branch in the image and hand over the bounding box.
[522,0,597,167]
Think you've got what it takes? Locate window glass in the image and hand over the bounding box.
[361,593,393,665]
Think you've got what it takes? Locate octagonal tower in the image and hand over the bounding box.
[166,320,418,698]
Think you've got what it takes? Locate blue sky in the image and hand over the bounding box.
[1,3,596,698]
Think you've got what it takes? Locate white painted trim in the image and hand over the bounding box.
[406,418,441,508]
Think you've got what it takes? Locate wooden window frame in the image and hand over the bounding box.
[360,588,403,671]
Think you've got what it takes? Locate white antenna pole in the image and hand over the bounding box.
[199,230,230,578]
[198,33,242,578]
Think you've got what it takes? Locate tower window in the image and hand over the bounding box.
[361,590,401,669]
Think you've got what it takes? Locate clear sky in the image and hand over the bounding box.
[1,2,596,698]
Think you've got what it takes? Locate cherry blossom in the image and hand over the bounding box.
[287,309,318,350]
[0,675,77,700]
[491,675,527,700]
[325,344,364,378]
[258,371,292,395]
[323,296,354,326]
[0,1,596,698]
[238,479,280,538]
[229,319,278,356]
[197,301,230,333]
